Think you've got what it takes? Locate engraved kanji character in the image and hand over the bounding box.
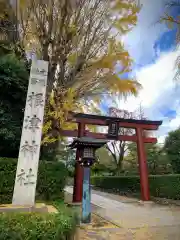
[24,168,35,185]
[32,67,47,76]
[20,141,31,157]
[30,78,38,85]
[30,78,46,86]
[28,92,44,108]
[17,169,25,186]
[29,140,38,158]
[39,68,47,76]
[24,115,41,132]
[34,93,44,107]
[21,140,38,158]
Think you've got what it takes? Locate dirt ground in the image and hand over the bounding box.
[76,216,180,240]
[76,213,121,240]
[65,191,180,239]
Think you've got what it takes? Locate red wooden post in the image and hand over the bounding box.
[136,127,150,201]
[73,122,85,202]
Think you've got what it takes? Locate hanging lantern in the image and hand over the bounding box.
[69,137,108,167]
[83,147,95,159]
[107,120,119,139]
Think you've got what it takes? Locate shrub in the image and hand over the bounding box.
[91,176,140,195]
[149,175,180,199]
[67,167,75,178]
[0,54,29,158]
[0,158,17,203]
[0,202,78,240]
[0,158,68,204]
[37,161,67,201]
[91,174,180,200]
[91,163,115,176]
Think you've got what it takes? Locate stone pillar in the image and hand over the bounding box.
[12,60,49,206]
[136,127,150,201]
[73,122,85,202]
[82,167,91,223]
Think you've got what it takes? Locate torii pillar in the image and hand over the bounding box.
[73,122,85,202]
[136,127,150,201]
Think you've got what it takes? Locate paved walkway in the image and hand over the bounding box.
[65,186,180,239]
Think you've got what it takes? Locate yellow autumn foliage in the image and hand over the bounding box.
[42,88,78,144]
[42,86,101,145]
[8,0,142,145]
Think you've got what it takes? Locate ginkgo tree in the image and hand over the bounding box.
[0,1,17,42]
[14,0,142,144]
[0,1,28,65]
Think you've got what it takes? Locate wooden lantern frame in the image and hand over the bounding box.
[69,137,108,167]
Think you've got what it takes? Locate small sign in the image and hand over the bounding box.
[107,121,119,139]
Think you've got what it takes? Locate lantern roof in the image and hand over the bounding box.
[69,137,108,149]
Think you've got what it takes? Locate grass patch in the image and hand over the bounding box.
[0,201,78,240]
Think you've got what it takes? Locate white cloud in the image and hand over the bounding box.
[123,0,168,65]
[108,47,180,143]
[104,0,180,144]
[135,48,179,107]
[91,0,179,145]
[169,116,180,129]
[157,112,180,143]
[109,49,179,111]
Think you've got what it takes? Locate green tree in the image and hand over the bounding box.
[92,147,116,175]
[125,142,137,168]
[164,128,180,173]
[41,141,75,163]
[146,144,162,174]
[126,142,164,175]
[56,142,76,166]
[96,147,115,167]
[0,54,28,157]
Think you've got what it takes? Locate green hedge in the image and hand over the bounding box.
[91,175,180,200]
[0,201,78,240]
[0,158,68,204]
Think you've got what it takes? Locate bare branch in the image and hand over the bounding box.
[106,103,147,171]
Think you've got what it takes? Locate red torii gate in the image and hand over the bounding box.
[61,112,162,202]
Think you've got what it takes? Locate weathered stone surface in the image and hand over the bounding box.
[12,60,48,206]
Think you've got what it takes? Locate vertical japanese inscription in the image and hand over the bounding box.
[31,78,46,86]
[28,92,44,108]
[20,140,38,158]
[17,168,35,186]
[12,60,49,206]
[24,115,41,132]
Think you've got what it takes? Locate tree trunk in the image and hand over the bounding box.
[115,152,124,175]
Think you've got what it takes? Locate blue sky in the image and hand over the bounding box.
[100,0,180,143]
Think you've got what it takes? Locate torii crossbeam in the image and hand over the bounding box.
[61,112,162,202]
